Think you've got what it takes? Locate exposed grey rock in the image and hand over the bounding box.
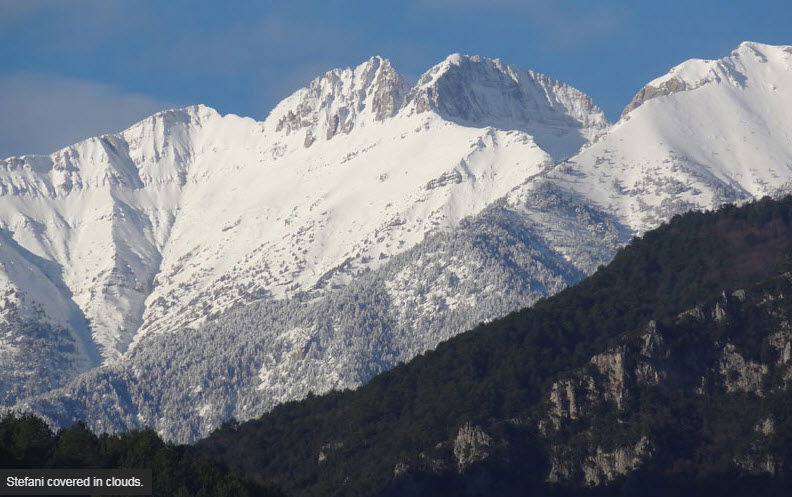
[548,378,583,425]
[582,437,653,486]
[590,346,629,409]
[392,462,410,478]
[719,343,767,395]
[621,77,692,119]
[734,453,783,476]
[635,321,670,386]
[425,170,463,190]
[756,416,776,436]
[453,422,493,472]
[303,129,315,148]
[547,437,654,486]
[273,56,408,147]
[678,304,706,322]
[538,277,792,486]
[318,441,344,464]
[546,446,576,483]
[768,326,792,365]
[713,300,729,322]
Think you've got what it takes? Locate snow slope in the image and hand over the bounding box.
[535,41,792,232]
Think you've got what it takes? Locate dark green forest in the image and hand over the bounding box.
[198,196,792,496]
[0,413,284,497]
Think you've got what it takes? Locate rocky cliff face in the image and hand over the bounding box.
[374,271,792,493]
[453,422,493,472]
[267,56,408,146]
[538,280,792,485]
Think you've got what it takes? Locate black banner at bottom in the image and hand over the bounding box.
[0,469,151,495]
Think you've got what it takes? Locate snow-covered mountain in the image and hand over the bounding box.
[0,54,607,406]
[6,42,792,441]
[533,41,792,232]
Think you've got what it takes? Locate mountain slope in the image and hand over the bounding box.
[16,192,626,441]
[9,42,792,441]
[0,55,608,405]
[197,196,792,497]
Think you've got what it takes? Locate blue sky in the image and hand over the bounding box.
[1,0,790,158]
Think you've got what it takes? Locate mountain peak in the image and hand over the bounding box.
[260,53,608,157]
[405,54,608,158]
[734,40,790,56]
[263,56,407,147]
[436,53,501,69]
[621,41,792,119]
[443,52,465,65]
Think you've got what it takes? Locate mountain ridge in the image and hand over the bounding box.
[0,53,608,406]
[4,42,792,446]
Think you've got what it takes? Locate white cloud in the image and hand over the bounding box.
[0,74,176,158]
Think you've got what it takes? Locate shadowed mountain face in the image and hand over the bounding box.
[196,197,792,497]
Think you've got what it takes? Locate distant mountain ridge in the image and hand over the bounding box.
[4,42,792,444]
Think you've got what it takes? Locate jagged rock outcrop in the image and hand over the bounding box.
[269,56,408,145]
[544,321,667,434]
[590,346,630,409]
[547,437,653,486]
[581,437,653,486]
[635,321,670,385]
[621,77,691,118]
[718,343,768,395]
[734,453,783,476]
[453,422,493,471]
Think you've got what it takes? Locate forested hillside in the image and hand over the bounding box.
[199,196,792,497]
